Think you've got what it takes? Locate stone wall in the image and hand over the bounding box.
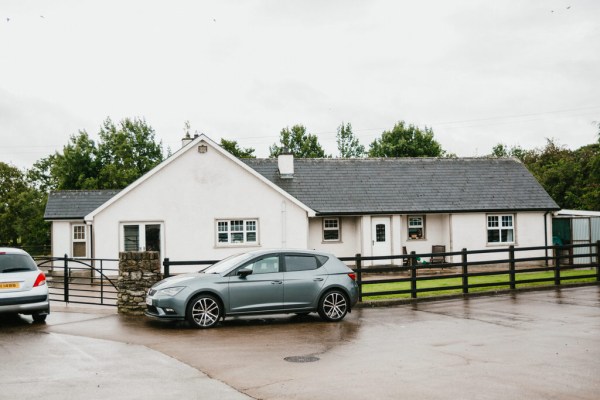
[118,251,162,315]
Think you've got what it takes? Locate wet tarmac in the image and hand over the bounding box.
[1,286,599,400]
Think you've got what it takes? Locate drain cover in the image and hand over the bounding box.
[284,355,320,363]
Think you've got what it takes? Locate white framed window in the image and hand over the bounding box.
[72,224,87,258]
[120,222,163,255]
[408,216,425,240]
[323,218,341,242]
[217,219,258,245]
[487,214,514,244]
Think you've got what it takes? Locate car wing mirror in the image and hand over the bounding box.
[238,269,253,278]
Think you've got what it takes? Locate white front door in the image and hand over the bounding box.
[371,217,391,265]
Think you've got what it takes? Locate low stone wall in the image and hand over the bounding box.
[118,251,162,315]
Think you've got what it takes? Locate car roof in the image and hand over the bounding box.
[0,247,29,255]
[241,248,335,258]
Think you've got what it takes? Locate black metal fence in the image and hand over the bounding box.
[163,242,600,302]
[35,255,119,306]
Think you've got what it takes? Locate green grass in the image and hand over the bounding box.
[361,269,598,300]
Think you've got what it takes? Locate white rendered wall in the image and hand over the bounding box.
[307,217,359,258]
[51,220,72,257]
[91,143,309,264]
[450,212,551,264]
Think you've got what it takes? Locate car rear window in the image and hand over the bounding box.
[0,254,38,273]
[285,255,321,272]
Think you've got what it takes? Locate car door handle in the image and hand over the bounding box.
[271,280,283,284]
[313,278,324,282]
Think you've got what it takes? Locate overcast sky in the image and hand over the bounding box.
[1,0,599,169]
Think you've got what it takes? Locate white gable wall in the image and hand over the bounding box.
[91,142,309,262]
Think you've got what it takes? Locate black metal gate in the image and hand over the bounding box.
[35,255,119,306]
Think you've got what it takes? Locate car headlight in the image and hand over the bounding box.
[156,286,185,297]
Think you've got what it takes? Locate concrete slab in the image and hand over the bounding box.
[1,286,599,399]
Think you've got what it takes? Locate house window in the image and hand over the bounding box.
[323,218,340,241]
[121,223,162,255]
[408,216,425,240]
[487,215,514,244]
[72,225,86,257]
[217,219,258,245]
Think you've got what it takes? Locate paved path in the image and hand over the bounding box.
[1,286,599,399]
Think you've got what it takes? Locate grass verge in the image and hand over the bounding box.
[362,269,597,300]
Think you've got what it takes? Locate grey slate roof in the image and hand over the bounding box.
[243,158,560,215]
[44,190,121,220]
[43,158,559,219]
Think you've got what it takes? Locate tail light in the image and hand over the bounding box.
[347,273,356,281]
[33,272,46,287]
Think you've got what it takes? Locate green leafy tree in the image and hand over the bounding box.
[0,162,49,252]
[269,125,328,158]
[220,139,256,158]
[368,121,444,157]
[491,143,526,161]
[51,131,100,190]
[520,139,600,210]
[96,118,164,189]
[336,122,365,158]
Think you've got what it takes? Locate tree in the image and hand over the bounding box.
[220,139,256,158]
[368,121,444,157]
[336,122,365,158]
[96,118,164,189]
[519,139,600,210]
[30,117,165,191]
[490,143,526,161]
[0,162,49,252]
[269,125,328,158]
[50,131,100,190]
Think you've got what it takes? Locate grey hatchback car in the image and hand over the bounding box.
[145,249,359,328]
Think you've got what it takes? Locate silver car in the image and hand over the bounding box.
[0,248,50,322]
[145,249,359,328]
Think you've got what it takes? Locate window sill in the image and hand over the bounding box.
[322,240,342,244]
[215,243,261,249]
[486,242,516,247]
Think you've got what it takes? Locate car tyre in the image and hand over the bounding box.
[32,312,47,323]
[318,290,348,322]
[186,294,222,329]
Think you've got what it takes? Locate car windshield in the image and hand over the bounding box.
[202,253,255,275]
[0,253,38,273]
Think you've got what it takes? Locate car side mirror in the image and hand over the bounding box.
[238,269,253,278]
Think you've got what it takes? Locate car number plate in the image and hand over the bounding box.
[0,282,20,289]
[145,297,153,306]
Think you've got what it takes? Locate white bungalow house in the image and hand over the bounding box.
[44,134,559,268]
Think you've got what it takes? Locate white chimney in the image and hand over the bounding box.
[278,151,294,179]
[181,133,193,148]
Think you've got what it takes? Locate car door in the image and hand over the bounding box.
[228,255,284,313]
[283,254,327,309]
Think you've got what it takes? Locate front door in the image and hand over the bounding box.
[371,217,391,265]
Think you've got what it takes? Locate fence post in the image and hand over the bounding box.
[461,248,468,294]
[355,253,362,302]
[100,259,104,305]
[63,254,69,303]
[509,245,516,290]
[554,245,562,286]
[410,251,417,299]
[596,240,600,282]
[163,257,170,278]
